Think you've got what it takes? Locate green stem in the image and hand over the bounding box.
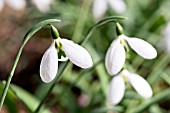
[46,59,103,108]
[80,16,127,46]
[34,16,127,113]
[34,61,69,113]
[0,19,60,110]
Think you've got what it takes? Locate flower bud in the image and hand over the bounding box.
[50,25,60,39]
[116,22,124,35]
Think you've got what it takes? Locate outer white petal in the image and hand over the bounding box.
[60,39,93,68]
[32,0,53,13]
[108,75,125,105]
[92,0,107,19]
[40,41,58,83]
[6,0,26,10]
[0,0,4,12]
[125,70,153,98]
[105,38,126,75]
[108,0,126,13]
[124,36,157,59]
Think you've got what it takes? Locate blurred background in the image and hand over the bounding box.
[0,0,170,113]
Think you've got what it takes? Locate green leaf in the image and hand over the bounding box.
[10,84,51,113]
[0,83,18,113]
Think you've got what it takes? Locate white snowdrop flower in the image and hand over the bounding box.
[32,0,53,13]
[108,0,126,13]
[6,0,26,11]
[108,70,153,105]
[92,0,107,19]
[92,0,126,19]
[160,22,170,53]
[0,0,4,12]
[0,0,26,12]
[40,26,93,83]
[105,34,157,75]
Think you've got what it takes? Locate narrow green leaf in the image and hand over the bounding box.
[0,83,18,113]
[10,84,51,113]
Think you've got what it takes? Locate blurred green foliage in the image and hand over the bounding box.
[1,0,170,113]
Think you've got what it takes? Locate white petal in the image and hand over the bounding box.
[105,38,126,75]
[40,41,58,83]
[125,71,153,98]
[108,0,126,13]
[92,0,107,19]
[6,0,26,10]
[0,0,4,12]
[124,36,157,59]
[108,75,125,105]
[32,0,53,13]
[60,39,93,68]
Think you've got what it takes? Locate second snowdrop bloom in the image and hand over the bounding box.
[108,70,153,105]
[105,33,157,75]
[32,0,53,13]
[0,0,26,12]
[40,26,93,83]
[92,0,126,19]
[160,22,170,53]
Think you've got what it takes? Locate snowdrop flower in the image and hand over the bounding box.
[105,23,157,75]
[108,70,153,105]
[92,0,126,19]
[40,25,93,83]
[0,0,26,12]
[32,0,53,13]
[160,22,170,53]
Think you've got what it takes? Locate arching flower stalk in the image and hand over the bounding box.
[105,23,157,75]
[108,70,153,105]
[40,25,93,83]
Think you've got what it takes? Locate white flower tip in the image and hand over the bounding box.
[40,41,58,83]
[143,91,153,99]
[40,74,54,83]
[83,57,93,68]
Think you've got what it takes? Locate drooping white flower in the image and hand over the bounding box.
[108,70,153,105]
[0,0,4,12]
[159,22,170,53]
[32,0,53,13]
[105,34,157,75]
[0,0,26,12]
[40,38,93,83]
[92,0,126,19]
